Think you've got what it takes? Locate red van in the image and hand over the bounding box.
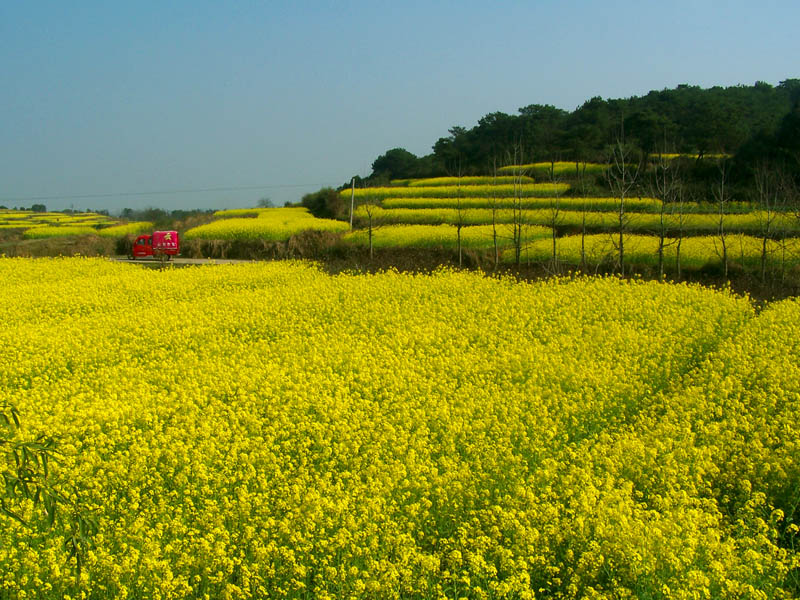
[131,231,180,260]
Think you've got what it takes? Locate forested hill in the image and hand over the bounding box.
[364,80,800,182]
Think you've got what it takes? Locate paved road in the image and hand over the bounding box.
[112,256,257,266]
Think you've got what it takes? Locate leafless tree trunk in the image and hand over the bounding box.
[754,162,780,283]
[574,161,590,272]
[490,157,500,271]
[359,191,381,262]
[547,160,563,274]
[606,123,640,276]
[650,150,683,282]
[780,170,799,283]
[508,145,526,269]
[713,159,731,280]
[456,166,464,268]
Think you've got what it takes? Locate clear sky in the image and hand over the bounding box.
[1,0,797,213]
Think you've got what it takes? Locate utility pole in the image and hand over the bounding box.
[349,177,356,230]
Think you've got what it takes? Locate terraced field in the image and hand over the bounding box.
[340,171,800,274]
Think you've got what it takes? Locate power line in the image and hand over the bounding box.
[0,181,342,203]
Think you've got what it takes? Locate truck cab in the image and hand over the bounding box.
[131,231,180,260]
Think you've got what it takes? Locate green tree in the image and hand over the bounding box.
[371,148,421,181]
[301,187,346,219]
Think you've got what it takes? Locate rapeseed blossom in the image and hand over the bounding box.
[0,258,797,598]
[185,207,348,241]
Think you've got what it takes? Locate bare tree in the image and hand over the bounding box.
[573,161,592,272]
[712,159,732,280]
[356,188,382,262]
[754,162,782,283]
[780,170,799,283]
[671,185,689,281]
[606,123,641,276]
[650,151,685,281]
[507,145,527,268]
[489,156,501,271]
[546,160,564,274]
[455,163,465,268]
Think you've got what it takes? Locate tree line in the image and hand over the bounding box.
[360,80,800,188]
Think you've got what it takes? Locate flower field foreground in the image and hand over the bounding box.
[1,258,798,599]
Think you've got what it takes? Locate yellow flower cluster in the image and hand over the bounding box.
[390,176,536,187]
[344,183,571,201]
[95,222,154,238]
[497,162,608,177]
[382,196,754,215]
[1,258,797,598]
[342,224,551,250]
[185,207,348,241]
[512,233,800,270]
[0,210,120,236]
[22,225,104,239]
[649,153,732,160]
[356,205,800,236]
[213,208,268,218]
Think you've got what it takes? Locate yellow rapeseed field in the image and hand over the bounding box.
[497,162,608,177]
[185,207,348,241]
[1,258,798,598]
[356,205,800,236]
[96,222,154,238]
[0,210,118,234]
[344,183,570,201]
[511,233,800,270]
[342,224,551,251]
[393,176,536,187]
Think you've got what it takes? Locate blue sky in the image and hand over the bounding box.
[1,0,797,212]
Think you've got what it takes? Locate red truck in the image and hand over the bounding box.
[131,231,180,260]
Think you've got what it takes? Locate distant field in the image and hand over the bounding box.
[354,205,800,235]
[344,183,570,200]
[185,207,348,241]
[497,161,608,177]
[509,232,800,270]
[0,209,147,238]
[382,196,755,214]
[390,175,536,186]
[343,223,551,250]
